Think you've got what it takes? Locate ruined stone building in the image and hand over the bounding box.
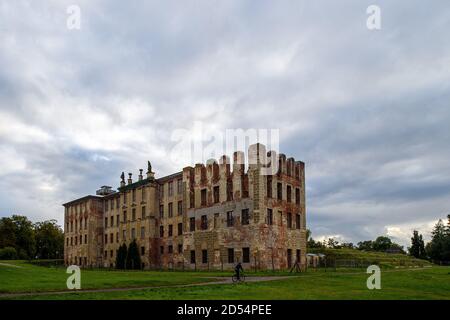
[63,143,306,270]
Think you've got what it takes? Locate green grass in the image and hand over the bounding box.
[1,261,449,300]
[308,248,431,268]
[0,260,222,293]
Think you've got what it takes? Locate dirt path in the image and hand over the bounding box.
[0,276,292,298]
[0,262,23,268]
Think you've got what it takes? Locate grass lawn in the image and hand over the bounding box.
[0,260,224,293]
[1,261,449,300]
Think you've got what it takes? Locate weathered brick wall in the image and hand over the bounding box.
[64,143,306,271]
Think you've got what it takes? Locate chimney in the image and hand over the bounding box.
[138,169,143,181]
[128,173,133,185]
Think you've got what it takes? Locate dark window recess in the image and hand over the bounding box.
[241,209,250,225]
[226,179,233,201]
[159,225,164,237]
[228,248,234,263]
[213,186,220,203]
[201,215,208,230]
[287,213,292,228]
[178,201,183,215]
[243,247,250,263]
[190,250,196,264]
[296,214,301,229]
[178,244,183,254]
[160,246,164,254]
[202,249,208,264]
[296,188,300,205]
[141,246,145,255]
[277,183,282,200]
[287,249,292,268]
[267,209,273,225]
[168,245,173,254]
[267,176,272,198]
[201,189,207,206]
[226,211,234,227]
[287,185,292,202]
[189,217,195,232]
[168,202,173,217]
[178,223,183,236]
[168,224,173,237]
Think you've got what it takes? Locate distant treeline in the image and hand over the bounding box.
[0,215,64,260]
[307,214,450,263]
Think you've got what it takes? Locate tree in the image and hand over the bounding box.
[126,239,141,270]
[426,218,450,262]
[11,215,36,259]
[409,230,426,259]
[306,229,323,249]
[326,238,340,249]
[116,243,127,269]
[0,218,16,248]
[341,242,354,249]
[357,240,373,251]
[372,236,393,252]
[34,220,64,259]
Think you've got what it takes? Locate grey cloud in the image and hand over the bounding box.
[1,0,450,247]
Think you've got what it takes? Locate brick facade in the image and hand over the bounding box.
[63,143,306,270]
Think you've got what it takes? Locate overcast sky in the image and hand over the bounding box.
[1,0,449,247]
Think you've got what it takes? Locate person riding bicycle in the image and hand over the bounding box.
[234,262,244,280]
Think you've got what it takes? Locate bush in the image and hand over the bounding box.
[0,247,18,260]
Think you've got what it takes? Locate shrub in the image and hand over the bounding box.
[0,247,18,260]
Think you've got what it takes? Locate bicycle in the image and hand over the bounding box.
[232,272,246,283]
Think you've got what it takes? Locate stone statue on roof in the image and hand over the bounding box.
[120,171,125,182]
[147,161,152,173]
